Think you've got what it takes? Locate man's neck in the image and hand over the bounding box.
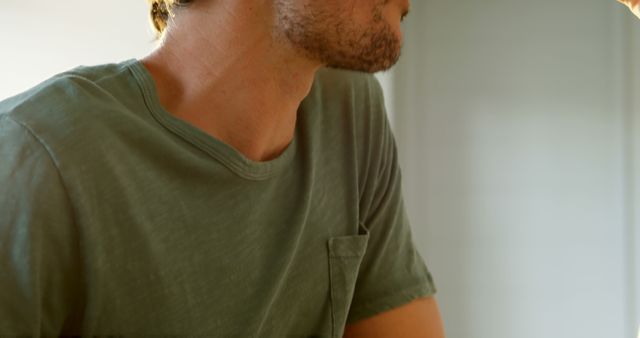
[141,1,321,162]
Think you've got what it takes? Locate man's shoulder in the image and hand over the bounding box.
[314,67,383,97]
[301,67,391,172]
[0,60,144,149]
[0,60,151,173]
[0,60,136,125]
[308,67,388,132]
[306,67,386,119]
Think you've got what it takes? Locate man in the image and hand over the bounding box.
[0,0,445,337]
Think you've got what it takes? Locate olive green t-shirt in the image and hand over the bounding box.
[0,59,436,337]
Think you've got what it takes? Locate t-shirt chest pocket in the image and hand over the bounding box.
[327,223,370,338]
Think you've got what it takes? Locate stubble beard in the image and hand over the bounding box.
[275,1,402,73]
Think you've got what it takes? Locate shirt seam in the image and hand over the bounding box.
[3,115,80,226]
[4,114,89,331]
[126,60,293,181]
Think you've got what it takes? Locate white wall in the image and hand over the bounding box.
[392,1,640,337]
[0,0,154,100]
[375,70,396,129]
[627,12,640,338]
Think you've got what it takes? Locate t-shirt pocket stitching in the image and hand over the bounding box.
[327,223,370,338]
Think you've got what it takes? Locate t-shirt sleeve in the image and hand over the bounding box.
[346,75,437,324]
[0,115,81,335]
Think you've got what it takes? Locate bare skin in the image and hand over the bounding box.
[343,297,446,338]
[142,1,317,162]
[141,0,408,162]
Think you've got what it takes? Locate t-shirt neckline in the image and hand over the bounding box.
[126,58,299,181]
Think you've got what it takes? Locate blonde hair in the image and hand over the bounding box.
[148,0,193,35]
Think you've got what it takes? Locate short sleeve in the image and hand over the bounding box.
[0,115,81,335]
[347,76,437,324]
